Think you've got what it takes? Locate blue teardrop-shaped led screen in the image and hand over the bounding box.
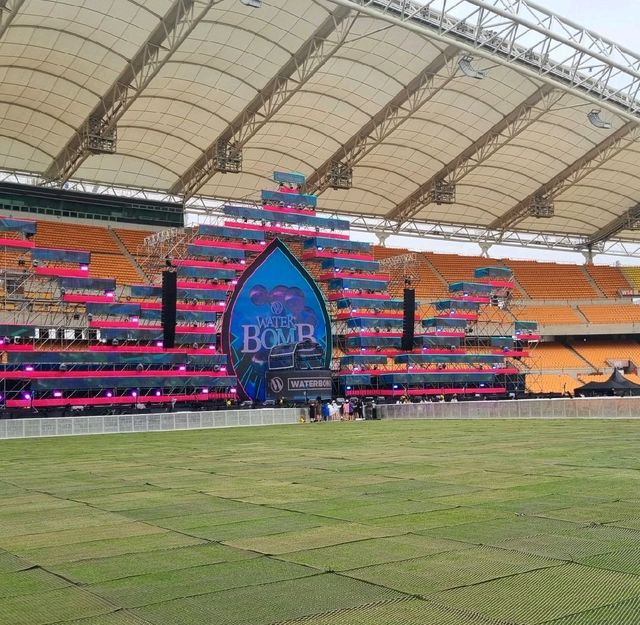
[222,239,332,401]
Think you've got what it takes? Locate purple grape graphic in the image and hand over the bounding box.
[250,285,269,306]
[285,287,305,314]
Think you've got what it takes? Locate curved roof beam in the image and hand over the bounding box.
[43,0,218,185]
[328,0,640,123]
[170,5,357,199]
[386,86,561,223]
[489,121,640,231]
[587,202,640,246]
[0,0,25,39]
[303,44,459,196]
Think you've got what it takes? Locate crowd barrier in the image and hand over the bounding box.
[378,396,640,420]
[0,408,304,439]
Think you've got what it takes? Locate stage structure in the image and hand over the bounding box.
[0,171,544,414]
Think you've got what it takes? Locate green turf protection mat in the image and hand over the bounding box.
[610,517,640,530]
[313,498,457,522]
[183,513,335,542]
[422,514,581,544]
[133,573,407,625]
[69,488,201,511]
[117,495,259,521]
[0,569,71,598]
[17,531,206,566]
[234,483,335,505]
[428,481,573,508]
[51,542,256,584]
[541,500,640,524]
[494,525,640,561]
[0,550,32,573]
[279,534,469,572]
[0,493,80,515]
[275,598,514,625]
[90,557,317,608]
[366,506,508,532]
[0,507,132,538]
[344,545,562,596]
[433,563,640,624]
[224,523,400,555]
[580,548,640,575]
[543,596,640,625]
[0,521,167,551]
[477,493,606,515]
[152,505,293,531]
[0,586,114,625]
[58,613,150,625]
[280,494,403,516]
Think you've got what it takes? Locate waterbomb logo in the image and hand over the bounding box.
[222,239,331,401]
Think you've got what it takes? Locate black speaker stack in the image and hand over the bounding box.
[161,270,177,349]
[401,287,416,351]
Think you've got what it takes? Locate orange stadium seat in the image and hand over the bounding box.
[584,265,631,298]
[372,246,447,299]
[526,374,581,394]
[113,228,155,258]
[34,220,142,286]
[518,305,583,325]
[426,252,522,298]
[571,340,640,370]
[578,304,640,324]
[621,267,640,290]
[523,343,591,371]
[34,220,120,254]
[507,259,598,299]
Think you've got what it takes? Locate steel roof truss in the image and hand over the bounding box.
[304,44,460,195]
[43,0,218,185]
[171,6,357,200]
[490,121,640,231]
[386,85,561,222]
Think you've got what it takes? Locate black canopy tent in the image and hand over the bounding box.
[575,369,640,397]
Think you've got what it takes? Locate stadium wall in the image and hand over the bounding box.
[379,397,640,420]
[0,408,304,439]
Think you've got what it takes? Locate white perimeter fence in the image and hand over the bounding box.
[2,397,640,439]
[378,396,640,420]
[0,408,304,439]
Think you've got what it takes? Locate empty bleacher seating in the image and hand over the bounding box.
[579,304,640,324]
[526,374,581,394]
[507,259,598,299]
[523,343,590,371]
[571,340,640,370]
[34,220,142,285]
[584,265,631,298]
[372,247,447,299]
[518,305,584,326]
[621,267,640,290]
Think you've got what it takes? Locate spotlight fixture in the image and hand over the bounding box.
[587,109,612,129]
[459,55,486,79]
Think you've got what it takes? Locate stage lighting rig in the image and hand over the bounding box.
[587,110,612,129]
[214,139,242,173]
[528,194,554,218]
[459,55,486,79]
[328,162,352,190]
[430,179,455,205]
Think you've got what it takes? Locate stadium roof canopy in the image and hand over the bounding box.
[3,0,640,253]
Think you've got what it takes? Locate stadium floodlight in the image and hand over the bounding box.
[240,0,261,6]
[459,55,486,79]
[588,110,612,129]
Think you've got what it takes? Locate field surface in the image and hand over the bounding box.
[1,419,640,624]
